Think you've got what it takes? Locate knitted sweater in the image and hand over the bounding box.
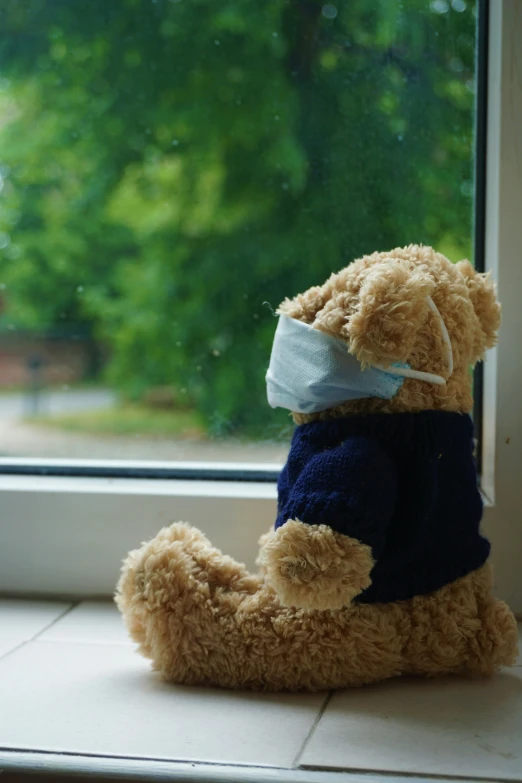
[275,411,490,604]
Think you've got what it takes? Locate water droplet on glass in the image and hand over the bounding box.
[77,285,84,293]
[171,139,179,145]
[322,4,338,19]
[282,183,289,190]
[214,40,220,46]
[430,0,449,13]
[212,349,220,357]
[450,58,464,72]
[451,0,466,10]
[274,115,280,121]
[398,135,403,141]
[272,32,278,37]
[0,233,10,249]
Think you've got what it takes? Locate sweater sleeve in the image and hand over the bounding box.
[276,435,397,558]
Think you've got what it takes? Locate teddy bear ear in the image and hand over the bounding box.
[277,284,332,324]
[455,260,501,352]
[345,258,435,367]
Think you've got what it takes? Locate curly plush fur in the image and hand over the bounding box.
[258,521,374,610]
[116,245,517,691]
[279,246,500,422]
[116,522,517,691]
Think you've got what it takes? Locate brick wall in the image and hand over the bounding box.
[0,335,96,387]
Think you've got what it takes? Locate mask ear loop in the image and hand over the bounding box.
[374,297,453,386]
[378,364,447,386]
[427,297,453,376]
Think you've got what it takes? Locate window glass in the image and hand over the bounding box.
[0,0,477,464]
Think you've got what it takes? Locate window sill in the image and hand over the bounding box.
[0,474,277,596]
[0,473,509,603]
[0,600,521,783]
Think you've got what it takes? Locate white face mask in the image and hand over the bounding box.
[266,297,453,414]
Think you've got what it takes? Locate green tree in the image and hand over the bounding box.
[0,0,477,435]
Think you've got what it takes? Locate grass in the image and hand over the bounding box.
[27,403,207,439]
[0,380,102,396]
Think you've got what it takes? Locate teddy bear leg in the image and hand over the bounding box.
[116,522,410,690]
[402,565,518,677]
[116,522,263,687]
[462,566,518,676]
[238,596,409,690]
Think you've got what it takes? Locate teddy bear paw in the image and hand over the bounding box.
[259,520,374,611]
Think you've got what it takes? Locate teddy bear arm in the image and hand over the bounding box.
[261,442,398,610]
[259,519,376,610]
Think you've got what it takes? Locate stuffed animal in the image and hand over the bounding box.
[116,245,518,691]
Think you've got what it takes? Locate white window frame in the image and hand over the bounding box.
[0,0,520,611]
[479,0,522,614]
[0,466,277,596]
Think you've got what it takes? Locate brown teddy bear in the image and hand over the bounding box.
[116,245,518,691]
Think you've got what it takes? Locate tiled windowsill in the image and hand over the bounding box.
[0,600,521,783]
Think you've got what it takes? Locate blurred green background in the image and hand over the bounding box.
[0,0,477,440]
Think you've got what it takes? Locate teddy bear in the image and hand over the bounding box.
[116,245,518,691]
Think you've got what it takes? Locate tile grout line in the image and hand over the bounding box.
[291,691,333,770]
[0,638,28,664]
[0,600,80,665]
[30,600,80,641]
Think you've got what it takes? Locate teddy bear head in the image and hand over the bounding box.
[277,244,500,423]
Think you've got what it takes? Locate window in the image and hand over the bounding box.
[0,0,520,609]
[1,0,478,465]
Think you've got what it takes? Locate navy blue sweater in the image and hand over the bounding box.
[275,411,490,604]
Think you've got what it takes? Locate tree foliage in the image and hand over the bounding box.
[0,0,477,434]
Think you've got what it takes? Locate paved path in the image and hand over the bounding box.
[0,389,117,420]
[0,388,287,464]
